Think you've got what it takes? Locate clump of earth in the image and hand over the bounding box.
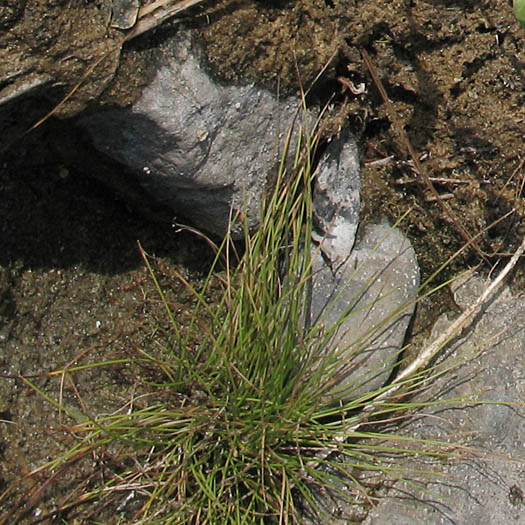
[0,0,524,522]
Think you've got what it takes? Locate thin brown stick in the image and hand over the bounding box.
[394,176,474,186]
[361,49,490,263]
[425,193,454,202]
[26,50,118,133]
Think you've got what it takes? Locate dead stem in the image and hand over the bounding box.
[361,50,494,263]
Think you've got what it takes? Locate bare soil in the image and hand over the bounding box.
[192,0,525,274]
[1,0,524,522]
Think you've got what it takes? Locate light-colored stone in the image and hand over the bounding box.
[309,222,420,403]
[312,128,361,264]
[81,27,309,238]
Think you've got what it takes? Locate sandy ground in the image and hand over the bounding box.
[1,0,524,522]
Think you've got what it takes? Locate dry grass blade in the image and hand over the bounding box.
[374,233,525,401]
[126,0,211,40]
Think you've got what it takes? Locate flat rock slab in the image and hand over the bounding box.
[363,273,525,524]
[81,27,308,238]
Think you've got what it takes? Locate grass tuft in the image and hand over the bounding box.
[3,115,512,525]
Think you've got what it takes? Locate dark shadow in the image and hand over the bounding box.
[0,111,216,275]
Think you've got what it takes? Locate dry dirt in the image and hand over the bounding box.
[192,0,525,273]
[0,0,524,522]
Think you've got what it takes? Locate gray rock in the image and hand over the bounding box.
[312,128,361,264]
[304,128,419,403]
[80,27,308,238]
[362,273,525,524]
[309,222,420,403]
[110,0,139,29]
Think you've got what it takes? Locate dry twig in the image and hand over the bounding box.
[362,50,491,262]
